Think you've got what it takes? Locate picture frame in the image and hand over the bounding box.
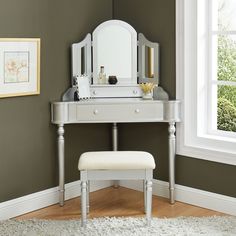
[0,38,40,98]
[75,75,91,100]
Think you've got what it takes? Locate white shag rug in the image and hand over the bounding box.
[0,216,236,236]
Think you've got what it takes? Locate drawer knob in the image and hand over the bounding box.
[93,109,99,115]
[93,90,97,95]
[135,108,140,113]
[133,90,137,94]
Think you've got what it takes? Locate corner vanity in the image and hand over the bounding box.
[51,20,181,206]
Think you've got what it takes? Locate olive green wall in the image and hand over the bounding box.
[114,0,236,198]
[0,0,112,202]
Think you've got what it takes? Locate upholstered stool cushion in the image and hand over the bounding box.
[78,151,155,170]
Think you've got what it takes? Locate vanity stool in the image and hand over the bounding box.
[78,151,156,227]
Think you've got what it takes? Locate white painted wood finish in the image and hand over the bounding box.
[72,34,92,83]
[120,179,236,216]
[138,33,160,84]
[52,99,180,124]
[69,20,162,98]
[176,0,236,165]
[90,84,142,98]
[80,168,153,226]
[51,98,181,206]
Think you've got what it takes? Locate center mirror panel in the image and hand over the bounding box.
[92,20,137,85]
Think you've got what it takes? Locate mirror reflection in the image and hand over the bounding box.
[81,46,85,75]
[93,21,137,85]
[94,25,132,83]
[145,46,154,79]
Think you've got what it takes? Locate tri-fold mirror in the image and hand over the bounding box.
[63,20,160,100]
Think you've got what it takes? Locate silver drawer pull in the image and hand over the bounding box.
[93,109,99,115]
[135,108,140,113]
[133,90,137,94]
[93,90,97,95]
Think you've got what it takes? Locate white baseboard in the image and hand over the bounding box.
[1,179,235,220]
[119,179,236,216]
[0,180,113,220]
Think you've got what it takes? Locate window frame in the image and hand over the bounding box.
[176,0,236,166]
[208,0,236,138]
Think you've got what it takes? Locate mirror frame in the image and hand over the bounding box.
[63,20,163,100]
[71,34,92,85]
[138,33,160,84]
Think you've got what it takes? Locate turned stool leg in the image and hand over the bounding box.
[146,178,153,226]
[143,180,147,213]
[81,181,87,226]
[87,180,90,213]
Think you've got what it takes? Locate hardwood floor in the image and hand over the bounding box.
[17,187,225,220]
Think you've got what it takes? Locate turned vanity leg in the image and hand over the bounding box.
[58,124,65,206]
[112,123,119,188]
[168,121,176,204]
[112,122,118,151]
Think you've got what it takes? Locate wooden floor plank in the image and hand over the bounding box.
[17,187,225,220]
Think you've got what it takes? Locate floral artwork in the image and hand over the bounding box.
[4,52,29,83]
[0,38,40,98]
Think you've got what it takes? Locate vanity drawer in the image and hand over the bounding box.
[76,103,163,122]
[90,85,142,98]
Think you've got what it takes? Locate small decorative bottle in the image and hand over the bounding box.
[98,66,106,84]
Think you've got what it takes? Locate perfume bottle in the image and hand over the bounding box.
[98,66,106,84]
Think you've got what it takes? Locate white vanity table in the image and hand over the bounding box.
[50,20,181,206]
[51,98,181,206]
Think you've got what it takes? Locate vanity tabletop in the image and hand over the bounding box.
[52,98,180,105]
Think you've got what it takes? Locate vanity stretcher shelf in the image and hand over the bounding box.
[51,98,181,206]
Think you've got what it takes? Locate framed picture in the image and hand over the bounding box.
[0,38,40,98]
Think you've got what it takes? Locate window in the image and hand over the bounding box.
[210,0,236,136]
[176,0,236,165]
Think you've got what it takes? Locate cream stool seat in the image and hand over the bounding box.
[79,151,155,170]
[78,151,156,227]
